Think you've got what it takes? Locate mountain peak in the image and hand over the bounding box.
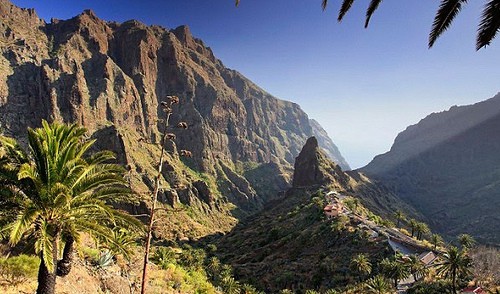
[292,136,347,188]
[304,136,319,149]
[81,9,97,18]
[172,24,196,48]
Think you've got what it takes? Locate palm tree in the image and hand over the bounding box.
[436,246,472,294]
[207,256,221,279]
[393,210,406,228]
[405,254,428,281]
[0,121,142,294]
[430,233,444,250]
[458,234,476,250]
[408,219,419,238]
[241,0,500,50]
[350,253,372,281]
[380,257,410,288]
[365,274,392,294]
[222,276,241,294]
[416,222,430,240]
[241,283,258,294]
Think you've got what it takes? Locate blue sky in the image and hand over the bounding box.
[12,0,500,168]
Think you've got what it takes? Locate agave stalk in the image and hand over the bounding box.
[140,96,180,294]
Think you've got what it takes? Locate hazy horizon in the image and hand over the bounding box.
[11,0,500,168]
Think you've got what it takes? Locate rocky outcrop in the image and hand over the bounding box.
[362,93,500,245]
[292,137,348,188]
[309,119,350,170]
[0,0,349,235]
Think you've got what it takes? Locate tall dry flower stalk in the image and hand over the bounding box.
[140,95,190,294]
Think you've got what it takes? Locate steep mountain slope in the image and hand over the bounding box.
[0,0,348,236]
[213,137,403,292]
[362,93,500,245]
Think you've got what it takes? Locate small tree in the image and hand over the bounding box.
[365,274,392,294]
[436,246,472,294]
[416,222,430,240]
[458,234,476,250]
[350,253,372,281]
[405,254,428,281]
[408,219,419,238]
[380,257,410,288]
[430,234,444,251]
[394,210,406,228]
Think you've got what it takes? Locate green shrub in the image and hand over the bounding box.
[206,244,217,253]
[81,246,100,262]
[152,246,177,268]
[0,254,39,286]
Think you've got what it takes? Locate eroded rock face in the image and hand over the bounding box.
[0,1,348,222]
[292,137,348,188]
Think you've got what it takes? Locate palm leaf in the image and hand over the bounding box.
[338,0,355,22]
[365,0,383,28]
[9,204,39,245]
[476,0,500,49]
[429,0,469,48]
[27,128,49,184]
[322,0,328,11]
[38,221,55,272]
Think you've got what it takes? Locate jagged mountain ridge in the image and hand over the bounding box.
[362,93,500,245]
[0,0,348,236]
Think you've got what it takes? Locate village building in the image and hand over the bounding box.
[418,251,438,267]
[323,200,344,218]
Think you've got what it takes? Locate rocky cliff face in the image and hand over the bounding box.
[0,0,348,236]
[362,93,500,245]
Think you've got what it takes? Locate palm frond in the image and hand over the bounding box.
[87,150,116,165]
[476,0,500,49]
[429,0,469,48]
[338,0,355,22]
[90,186,137,203]
[74,220,135,257]
[38,220,55,272]
[365,0,383,28]
[28,127,51,185]
[0,135,28,164]
[322,0,328,11]
[9,204,39,245]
